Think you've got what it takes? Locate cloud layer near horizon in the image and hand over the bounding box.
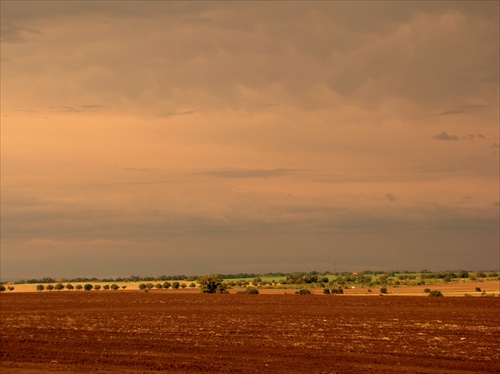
[1,1,498,279]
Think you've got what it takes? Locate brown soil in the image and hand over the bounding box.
[1,292,499,373]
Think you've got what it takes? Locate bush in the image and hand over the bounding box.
[75,284,83,290]
[66,284,74,290]
[331,288,344,294]
[429,290,443,297]
[296,289,311,295]
[237,287,259,294]
[475,287,482,292]
[323,288,331,294]
[94,285,101,290]
[46,284,54,291]
[103,284,110,290]
[0,285,6,292]
[110,284,119,291]
[155,283,163,289]
[163,282,171,289]
[380,287,388,294]
[172,281,180,289]
[138,283,147,290]
[424,288,431,293]
[7,286,14,291]
[55,283,65,291]
[83,284,93,291]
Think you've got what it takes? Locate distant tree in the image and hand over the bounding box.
[323,288,331,294]
[180,283,187,289]
[189,282,196,289]
[0,285,6,292]
[121,285,126,289]
[36,284,45,291]
[172,281,180,289]
[46,284,54,291]
[103,284,110,290]
[197,275,227,294]
[138,283,147,290]
[83,284,93,291]
[66,284,74,290]
[163,282,171,289]
[146,283,154,290]
[75,284,83,290]
[94,284,101,290]
[54,283,65,291]
[110,284,119,291]
[155,283,163,289]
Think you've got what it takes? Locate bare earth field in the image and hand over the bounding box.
[1,292,499,373]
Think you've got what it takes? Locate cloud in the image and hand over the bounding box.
[196,168,305,179]
[432,132,459,141]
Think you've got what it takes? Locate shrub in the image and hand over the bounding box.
[424,288,431,293]
[83,284,93,291]
[380,287,388,294]
[475,287,482,292]
[429,290,443,297]
[7,286,14,291]
[121,286,126,289]
[238,287,259,294]
[0,285,6,292]
[323,288,331,294]
[189,283,196,288]
[296,289,311,295]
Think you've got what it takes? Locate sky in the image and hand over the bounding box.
[1,1,499,280]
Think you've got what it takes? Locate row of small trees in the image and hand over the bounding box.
[36,283,125,291]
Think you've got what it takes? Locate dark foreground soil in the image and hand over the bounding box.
[1,292,499,373]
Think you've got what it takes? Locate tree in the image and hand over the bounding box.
[155,283,163,289]
[380,287,388,294]
[163,282,171,289]
[75,284,83,290]
[84,284,93,291]
[46,284,54,291]
[110,284,119,290]
[197,275,227,294]
[36,285,45,291]
[0,285,6,292]
[189,282,196,289]
[94,284,101,290]
[172,281,180,289]
[66,284,74,290]
[180,283,187,289]
[55,283,65,291]
[138,283,147,290]
[103,284,110,290]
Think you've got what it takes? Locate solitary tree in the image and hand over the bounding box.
[197,275,227,293]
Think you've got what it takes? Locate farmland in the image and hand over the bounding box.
[1,292,499,373]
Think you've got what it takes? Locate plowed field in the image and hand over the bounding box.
[1,292,499,373]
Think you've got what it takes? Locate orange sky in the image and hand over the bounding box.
[1,2,498,279]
